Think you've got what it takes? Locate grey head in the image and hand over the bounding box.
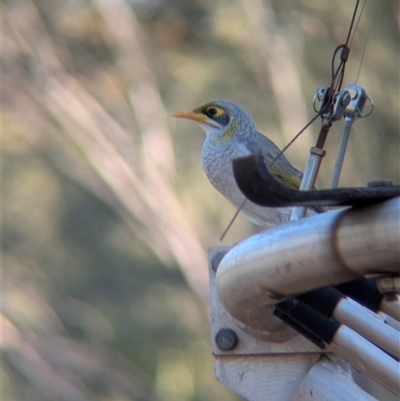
[174,99,257,141]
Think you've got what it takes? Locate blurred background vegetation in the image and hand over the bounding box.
[2,0,399,400]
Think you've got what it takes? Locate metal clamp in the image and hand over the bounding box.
[344,83,374,119]
[313,87,351,122]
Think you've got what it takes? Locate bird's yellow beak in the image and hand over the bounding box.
[173,110,207,122]
[173,110,220,127]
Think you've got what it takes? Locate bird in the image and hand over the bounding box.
[174,99,318,226]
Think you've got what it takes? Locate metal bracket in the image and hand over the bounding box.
[313,87,351,122]
[232,155,400,208]
[209,247,325,401]
[344,84,374,119]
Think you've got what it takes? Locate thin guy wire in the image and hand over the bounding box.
[355,0,380,83]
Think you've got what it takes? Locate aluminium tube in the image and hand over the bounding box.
[216,197,400,330]
[291,148,325,221]
[297,287,400,359]
[330,325,400,397]
[333,298,400,359]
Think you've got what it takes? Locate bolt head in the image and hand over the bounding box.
[317,89,325,101]
[348,88,358,100]
[342,92,351,106]
[215,328,238,351]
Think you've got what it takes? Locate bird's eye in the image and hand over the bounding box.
[206,106,218,117]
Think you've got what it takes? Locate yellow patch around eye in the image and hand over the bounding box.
[207,106,225,117]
